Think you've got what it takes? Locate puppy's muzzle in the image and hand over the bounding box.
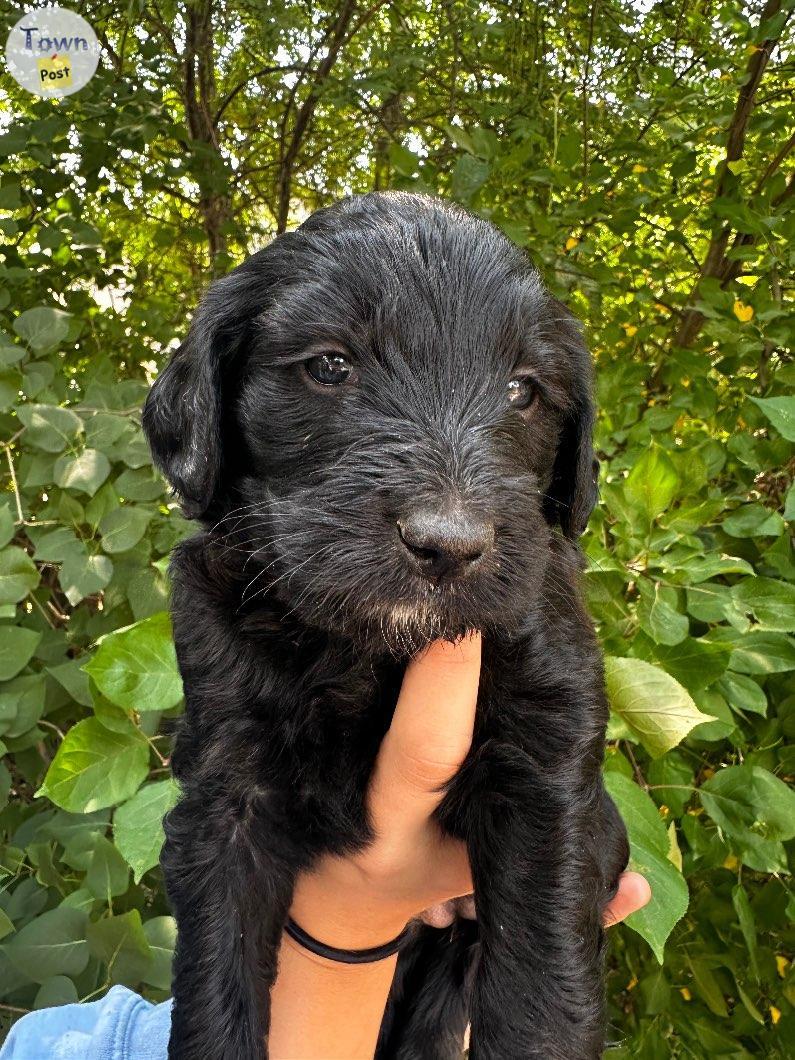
[397,506,495,584]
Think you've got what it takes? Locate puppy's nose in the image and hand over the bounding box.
[397,508,494,582]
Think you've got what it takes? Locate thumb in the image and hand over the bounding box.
[368,633,481,838]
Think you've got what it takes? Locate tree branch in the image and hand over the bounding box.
[674,0,790,348]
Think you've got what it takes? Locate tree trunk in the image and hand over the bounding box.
[183,0,233,275]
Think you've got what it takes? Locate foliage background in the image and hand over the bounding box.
[0,0,793,1055]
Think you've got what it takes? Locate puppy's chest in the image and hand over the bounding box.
[295,648,543,755]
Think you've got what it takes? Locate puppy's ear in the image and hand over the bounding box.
[142,265,261,520]
[551,401,599,539]
[545,310,599,539]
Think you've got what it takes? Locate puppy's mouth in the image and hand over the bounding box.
[245,489,539,652]
[322,568,505,654]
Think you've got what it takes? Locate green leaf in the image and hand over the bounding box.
[604,773,689,963]
[3,907,89,984]
[732,884,759,982]
[687,957,727,1018]
[643,637,731,692]
[99,507,154,553]
[84,612,183,712]
[85,411,129,449]
[33,974,79,1009]
[647,753,694,817]
[748,395,795,441]
[735,981,765,1025]
[388,142,419,176]
[637,583,689,645]
[54,448,111,496]
[15,403,83,453]
[92,691,134,733]
[86,835,130,900]
[47,659,92,707]
[114,779,179,882]
[142,916,176,991]
[36,717,149,813]
[0,673,45,738]
[40,808,111,847]
[715,672,767,716]
[87,910,152,986]
[605,657,715,757]
[718,630,795,674]
[690,690,736,742]
[0,546,39,604]
[451,154,490,201]
[0,627,41,680]
[59,549,113,605]
[732,577,795,632]
[59,889,96,914]
[0,909,14,940]
[624,448,679,522]
[722,504,784,538]
[114,467,166,502]
[13,307,71,352]
[0,503,14,548]
[667,554,754,583]
[700,765,795,850]
[32,526,84,562]
[685,582,748,629]
[0,368,22,411]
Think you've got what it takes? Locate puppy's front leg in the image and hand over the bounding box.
[447,742,610,1060]
[163,789,297,1060]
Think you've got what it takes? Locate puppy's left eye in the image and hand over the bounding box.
[508,376,537,411]
[306,353,352,386]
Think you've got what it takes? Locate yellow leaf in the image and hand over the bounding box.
[632,164,648,174]
[770,1005,781,1025]
[623,324,638,337]
[776,955,789,978]
[680,987,692,1001]
[723,854,739,871]
[627,975,638,991]
[659,803,670,817]
[565,236,579,251]
[734,300,754,322]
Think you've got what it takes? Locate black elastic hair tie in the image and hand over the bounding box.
[285,916,412,964]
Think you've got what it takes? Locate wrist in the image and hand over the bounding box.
[291,869,411,951]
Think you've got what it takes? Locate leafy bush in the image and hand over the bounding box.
[0,1,792,1054]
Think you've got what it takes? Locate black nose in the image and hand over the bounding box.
[397,507,495,582]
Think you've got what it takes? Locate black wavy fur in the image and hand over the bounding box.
[142,192,629,1060]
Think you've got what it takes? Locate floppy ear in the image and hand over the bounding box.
[142,262,265,520]
[545,312,600,539]
[550,399,599,539]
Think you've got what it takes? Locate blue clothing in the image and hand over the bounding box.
[1,987,171,1060]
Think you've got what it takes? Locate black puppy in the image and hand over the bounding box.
[142,192,628,1060]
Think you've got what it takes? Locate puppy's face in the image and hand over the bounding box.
[144,194,596,651]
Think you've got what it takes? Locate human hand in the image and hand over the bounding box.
[290,633,650,949]
[419,871,651,929]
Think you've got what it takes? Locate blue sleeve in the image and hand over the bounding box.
[0,986,172,1060]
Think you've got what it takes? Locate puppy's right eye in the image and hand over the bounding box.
[305,353,352,386]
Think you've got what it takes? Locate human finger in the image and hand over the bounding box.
[368,633,481,837]
[603,871,651,926]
